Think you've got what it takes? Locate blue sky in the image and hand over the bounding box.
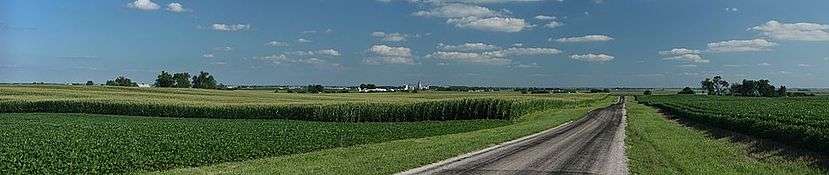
[2,0,829,87]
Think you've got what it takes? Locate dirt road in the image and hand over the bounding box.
[400,97,628,175]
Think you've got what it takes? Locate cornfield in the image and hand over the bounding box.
[0,86,608,122]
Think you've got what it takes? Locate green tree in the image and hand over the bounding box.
[778,86,788,97]
[106,76,138,87]
[172,72,191,88]
[701,78,715,95]
[678,87,695,94]
[191,71,218,89]
[757,79,777,97]
[154,71,175,87]
[85,81,94,86]
[643,90,653,95]
[307,85,324,93]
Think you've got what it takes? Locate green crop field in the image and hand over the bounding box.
[0,85,609,174]
[0,86,604,122]
[637,95,829,153]
[625,98,824,174]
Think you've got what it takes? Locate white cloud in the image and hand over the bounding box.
[297,38,313,43]
[750,20,829,41]
[429,46,560,65]
[798,63,813,67]
[428,51,511,65]
[256,54,331,65]
[202,54,215,58]
[127,0,160,11]
[679,64,698,68]
[413,3,528,32]
[554,35,614,42]
[543,21,564,28]
[365,45,415,65]
[570,54,614,62]
[287,49,342,57]
[659,48,708,63]
[265,41,289,47]
[758,62,771,66]
[491,47,561,56]
[659,48,702,55]
[707,39,777,52]
[166,3,188,13]
[438,42,500,52]
[412,0,545,3]
[412,4,499,18]
[447,16,527,32]
[211,24,250,32]
[534,15,557,20]
[724,7,739,12]
[371,32,408,42]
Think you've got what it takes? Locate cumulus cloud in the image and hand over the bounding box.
[371,32,409,42]
[659,48,709,63]
[570,54,614,62]
[707,39,777,52]
[127,0,160,11]
[297,38,313,43]
[659,48,702,55]
[413,3,529,32]
[213,46,233,52]
[438,42,501,52]
[202,54,215,58]
[166,3,188,12]
[265,41,289,47]
[211,23,250,32]
[758,62,772,66]
[724,7,739,12]
[412,4,500,18]
[255,54,329,65]
[750,20,829,41]
[428,44,560,65]
[554,35,614,42]
[447,16,527,32]
[365,45,415,65]
[534,15,557,20]
[428,51,512,65]
[286,49,342,57]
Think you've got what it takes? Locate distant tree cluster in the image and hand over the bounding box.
[359,84,377,90]
[104,71,220,89]
[105,76,138,87]
[678,87,695,94]
[152,71,216,89]
[697,75,794,97]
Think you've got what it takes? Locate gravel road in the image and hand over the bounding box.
[399,97,628,175]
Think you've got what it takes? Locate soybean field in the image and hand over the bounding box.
[637,95,829,153]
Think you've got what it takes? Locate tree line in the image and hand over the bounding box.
[674,75,811,97]
[102,71,221,89]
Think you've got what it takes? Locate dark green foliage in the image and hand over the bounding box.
[678,87,694,94]
[307,85,325,93]
[777,86,787,97]
[0,98,591,122]
[85,81,94,86]
[359,84,377,89]
[154,71,175,87]
[191,71,217,89]
[643,90,653,95]
[172,72,191,88]
[0,113,508,174]
[638,95,829,154]
[105,76,138,87]
[731,79,779,97]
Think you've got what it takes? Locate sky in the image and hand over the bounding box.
[2,0,829,88]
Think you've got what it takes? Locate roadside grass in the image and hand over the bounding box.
[625,98,825,174]
[0,113,508,174]
[156,96,616,174]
